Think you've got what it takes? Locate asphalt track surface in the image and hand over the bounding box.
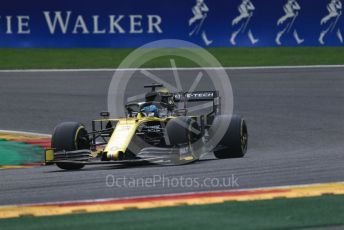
[0,67,344,205]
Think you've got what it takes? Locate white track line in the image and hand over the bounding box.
[0,65,344,73]
[0,130,51,137]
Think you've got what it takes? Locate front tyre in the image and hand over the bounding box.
[212,115,248,159]
[52,122,90,170]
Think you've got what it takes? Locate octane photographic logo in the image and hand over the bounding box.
[107,39,233,165]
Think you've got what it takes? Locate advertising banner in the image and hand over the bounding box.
[0,0,343,47]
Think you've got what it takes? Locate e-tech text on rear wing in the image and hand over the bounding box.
[173,91,221,116]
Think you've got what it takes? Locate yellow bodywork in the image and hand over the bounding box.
[44,116,169,163]
[45,149,54,163]
[104,116,168,160]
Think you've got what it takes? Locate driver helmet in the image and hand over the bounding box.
[158,88,175,109]
[145,88,175,108]
[143,104,159,117]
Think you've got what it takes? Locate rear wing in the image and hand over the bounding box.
[173,91,221,116]
[174,91,219,102]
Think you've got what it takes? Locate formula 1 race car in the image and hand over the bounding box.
[45,84,248,170]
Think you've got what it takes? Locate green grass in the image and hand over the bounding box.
[0,47,343,69]
[1,195,344,230]
[0,139,44,166]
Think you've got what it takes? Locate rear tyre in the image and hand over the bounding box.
[212,115,248,159]
[166,117,199,146]
[52,122,90,170]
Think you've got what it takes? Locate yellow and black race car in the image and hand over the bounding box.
[45,84,248,170]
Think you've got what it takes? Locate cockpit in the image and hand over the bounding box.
[125,84,176,118]
[126,102,170,118]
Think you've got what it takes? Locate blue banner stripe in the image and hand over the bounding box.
[0,0,342,47]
